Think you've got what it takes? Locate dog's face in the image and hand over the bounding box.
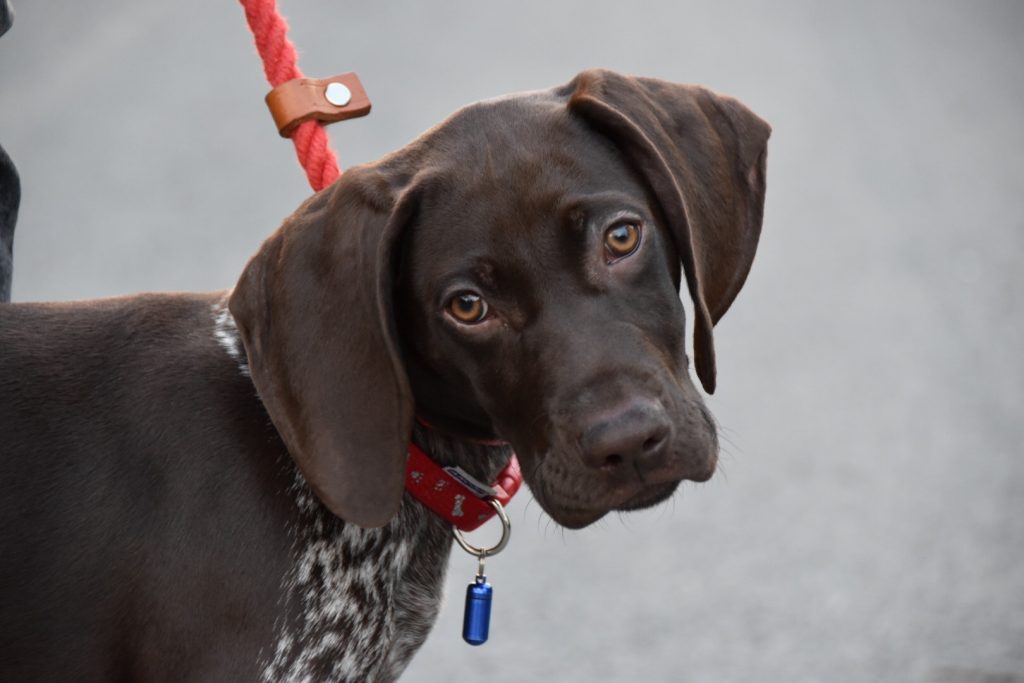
[394,102,714,528]
[230,70,770,528]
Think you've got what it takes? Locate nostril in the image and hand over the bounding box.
[602,453,624,470]
[579,399,671,473]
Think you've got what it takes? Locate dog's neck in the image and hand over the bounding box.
[210,296,516,680]
[409,420,514,486]
[265,414,515,682]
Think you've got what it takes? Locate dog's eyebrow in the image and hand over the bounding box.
[428,257,500,298]
[559,191,649,231]
[473,261,498,289]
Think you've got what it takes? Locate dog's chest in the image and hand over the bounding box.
[260,474,453,683]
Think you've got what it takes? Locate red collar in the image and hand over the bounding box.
[404,442,522,532]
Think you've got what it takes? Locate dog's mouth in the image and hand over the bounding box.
[540,479,684,529]
[511,408,720,529]
[614,479,681,511]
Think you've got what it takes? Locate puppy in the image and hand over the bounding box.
[0,69,769,681]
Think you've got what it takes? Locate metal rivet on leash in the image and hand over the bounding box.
[453,499,510,646]
[324,82,352,107]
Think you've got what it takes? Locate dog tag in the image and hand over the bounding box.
[452,500,509,645]
[462,573,493,646]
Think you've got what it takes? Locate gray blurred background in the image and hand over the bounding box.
[2,1,1022,681]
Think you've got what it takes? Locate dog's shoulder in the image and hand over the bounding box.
[0,290,264,469]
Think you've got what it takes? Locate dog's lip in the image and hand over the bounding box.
[614,480,680,512]
[544,506,610,529]
[542,480,682,528]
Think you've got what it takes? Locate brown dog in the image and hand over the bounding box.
[0,70,769,681]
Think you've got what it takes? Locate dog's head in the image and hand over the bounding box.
[230,70,770,528]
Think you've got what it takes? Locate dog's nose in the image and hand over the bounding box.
[579,399,671,477]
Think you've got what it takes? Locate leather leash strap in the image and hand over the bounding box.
[265,73,371,138]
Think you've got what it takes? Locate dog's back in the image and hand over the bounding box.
[0,295,292,681]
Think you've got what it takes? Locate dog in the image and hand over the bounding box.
[0,69,770,682]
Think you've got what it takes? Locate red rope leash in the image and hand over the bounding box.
[238,0,341,191]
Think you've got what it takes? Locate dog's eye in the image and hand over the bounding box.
[447,292,489,324]
[604,222,641,259]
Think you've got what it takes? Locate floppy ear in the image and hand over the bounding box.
[229,167,415,527]
[566,69,771,394]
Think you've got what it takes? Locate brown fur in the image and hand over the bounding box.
[0,70,769,680]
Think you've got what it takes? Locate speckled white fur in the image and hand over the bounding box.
[257,429,513,683]
[259,470,451,683]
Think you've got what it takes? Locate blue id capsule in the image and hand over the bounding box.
[462,575,493,645]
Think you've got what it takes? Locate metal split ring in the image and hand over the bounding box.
[452,499,511,558]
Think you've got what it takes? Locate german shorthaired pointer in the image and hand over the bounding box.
[0,70,770,681]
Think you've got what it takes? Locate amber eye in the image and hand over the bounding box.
[447,292,489,324]
[604,222,641,259]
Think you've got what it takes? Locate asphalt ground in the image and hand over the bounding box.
[1,2,1022,681]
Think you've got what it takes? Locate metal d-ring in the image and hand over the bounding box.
[452,499,511,559]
